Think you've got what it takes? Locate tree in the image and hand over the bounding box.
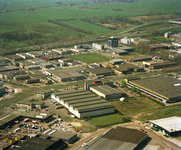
[137,88,140,94]
[131,85,135,92]
[121,80,126,87]
[122,117,131,123]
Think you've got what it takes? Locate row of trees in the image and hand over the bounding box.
[48,20,93,34]
[81,15,141,29]
[0,32,43,42]
[121,80,140,94]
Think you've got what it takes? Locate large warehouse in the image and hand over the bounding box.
[86,126,148,150]
[90,85,122,99]
[51,89,115,118]
[43,67,86,82]
[149,116,181,136]
[127,76,181,103]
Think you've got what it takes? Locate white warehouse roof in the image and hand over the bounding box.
[150,116,181,132]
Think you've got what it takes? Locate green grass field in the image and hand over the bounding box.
[111,97,164,116]
[0,0,180,49]
[88,114,126,127]
[68,53,112,64]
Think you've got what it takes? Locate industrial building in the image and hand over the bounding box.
[87,67,114,77]
[52,48,72,55]
[8,135,67,150]
[16,99,45,109]
[140,43,168,51]
[131,38,151,45]
[149,62,177,70]
[51,89,115,118]
[52,71,85,82]
[92,43,105,50]
[129,57,152,62]
[0,70,27,80]
[74,44,90,49]
[13,74,30,81]
[149,116,181,136]
[0,66,19,72]
[41,55,63,61]
[37,89,54,99]
[24,65,41,70]
[0,108,53,129]
[110,48,128,55]
[127,76,181,103]
[114,63,144,74]
[40,63,54,69]
[84,80,114,90]
[43,67,85,76]
[86,126,148,150]
[6,54,24,62]
[108,36,118,48]
[109,59,125,65]
[121,37,131,45]
[70,48,87,53]
[16,53,32,59]
[90,85,122,99]
[58,58,73,64]
[28,58,46,65]
[43,130,77,143]
[26,51,43,58]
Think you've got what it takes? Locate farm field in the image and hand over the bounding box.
[0,0,180,49]
[68,53,112,64]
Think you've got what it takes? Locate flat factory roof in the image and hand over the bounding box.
[70,99,107,108]
[86,127,147,150]
[62,94,96,102]
[53,71,84,78]
[87,67,114,75]
[46,130,77,141]
[129,77,181,100]
[0,66,19,72]
[67,97,102,106]
[75,103,114,113]
[150,116,181,132]
[57,91,91,99]
[53,89,88,97]
[90,85,121,95]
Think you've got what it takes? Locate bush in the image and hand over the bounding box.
[122,117,131,123]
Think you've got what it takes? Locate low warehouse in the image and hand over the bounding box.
[127,76,181,103]
[149,116,181,136]
[86,126,148,150]
[87,67,114,77]
[9,135,67,150]
[90,85,122,99]
[51,89,115,118]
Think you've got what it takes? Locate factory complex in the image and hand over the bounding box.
[51,89,115,118]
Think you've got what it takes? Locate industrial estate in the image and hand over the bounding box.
[0,0,181,150]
